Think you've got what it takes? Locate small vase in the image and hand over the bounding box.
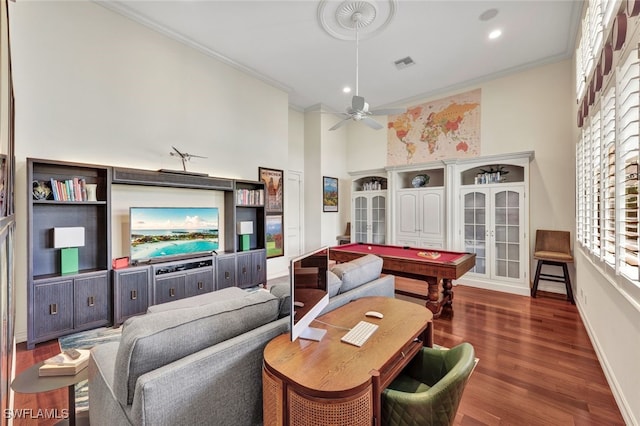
[85,184,97,202]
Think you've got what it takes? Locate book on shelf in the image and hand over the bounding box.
[38,349,90,376]
[47,177,90,202]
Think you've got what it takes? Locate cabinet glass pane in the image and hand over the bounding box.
[354,196,368,243]
[464,192,487,274]
[493,190,521,279]
[371,195,386,244]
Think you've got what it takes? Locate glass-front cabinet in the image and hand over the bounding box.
[461,187,524,281]
[350,170,388,244]
[453,151,533,296]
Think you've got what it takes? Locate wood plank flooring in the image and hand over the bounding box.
[11,283,624,425]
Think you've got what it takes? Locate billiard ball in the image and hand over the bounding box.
[367,246,372,250]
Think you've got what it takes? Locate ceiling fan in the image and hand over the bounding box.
[329,11,405,131]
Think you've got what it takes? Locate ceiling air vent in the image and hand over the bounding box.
[394,56,415,70]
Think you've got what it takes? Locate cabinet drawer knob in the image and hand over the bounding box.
[198,281,204,290]
[88,296,95,307]
[50,304,58,315]
[225,272,230,279]
[170,288,175,297]
[257,265,261,271]
[131,290,137,300]
[242,267,247,274]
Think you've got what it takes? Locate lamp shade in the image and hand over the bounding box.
[53,227,85,248]
[237,221,254,235]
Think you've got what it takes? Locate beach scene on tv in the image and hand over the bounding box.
[130,207,219,262]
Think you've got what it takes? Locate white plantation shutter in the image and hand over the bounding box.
[577,138,585,245]
[602,86,616,265]
[616,48,640,281]
[591,107,602,254]
[583,121,593,248]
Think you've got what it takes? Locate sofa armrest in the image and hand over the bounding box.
[129,318,289,426]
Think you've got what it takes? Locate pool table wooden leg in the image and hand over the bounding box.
[439,278,454,319]
[424,276,454,319]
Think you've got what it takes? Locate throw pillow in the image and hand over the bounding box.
[331,254,383,293]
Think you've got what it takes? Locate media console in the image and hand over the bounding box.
[112,249,266,325]
[27,158,268,346]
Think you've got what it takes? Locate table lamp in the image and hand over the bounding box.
[54,227,85,274]
[237,221,254,252]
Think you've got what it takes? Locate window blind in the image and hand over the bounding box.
[616,48,639,280]
[602,85,616,265]
[591,107,602,254]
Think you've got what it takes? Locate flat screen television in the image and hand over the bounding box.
[290,246,329,342]
[130,207,219,263]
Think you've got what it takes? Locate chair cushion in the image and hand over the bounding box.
[534,250,574,262]
[114,289,279,406]
[386,373,431,393]
[331,254,383,293]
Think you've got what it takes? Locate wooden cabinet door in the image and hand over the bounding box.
[74,272,110,328]
[236,253,253,288]
[185,268,214,297]
[251,250,267,286]
[114,268,150,325]
[33,278,74,339]
[155,275,186,305]
[216,255,236,290]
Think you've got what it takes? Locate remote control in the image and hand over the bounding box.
[64,349,81,360]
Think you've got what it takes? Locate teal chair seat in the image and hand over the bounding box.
[382,342,475,426]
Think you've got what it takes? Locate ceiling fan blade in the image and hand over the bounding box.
[361,116,384,130]
[369,107,406,116]
[189,154,208,159]
[329,116,352,131]
[352,95,366,112]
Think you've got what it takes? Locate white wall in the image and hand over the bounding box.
[10,0,289,342]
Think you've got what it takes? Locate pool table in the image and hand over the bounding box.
[329,243,476,318]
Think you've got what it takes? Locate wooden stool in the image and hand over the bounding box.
[531,230,575,304]
[336,222,351,245]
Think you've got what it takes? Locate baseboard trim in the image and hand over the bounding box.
[455,278,531,296]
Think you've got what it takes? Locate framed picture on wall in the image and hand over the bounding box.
[265,214,284,258]
[259,167,283,214]
[323,176,338,212]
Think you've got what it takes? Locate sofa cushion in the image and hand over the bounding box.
[146,286,247,313]
[331,254,383,293]
[270,281,291,318]
[327,270,342,297]
[114,289,279,406]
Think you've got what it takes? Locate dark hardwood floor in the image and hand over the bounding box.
[12,283,625,425]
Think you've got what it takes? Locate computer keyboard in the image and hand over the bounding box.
[341,321,379,347]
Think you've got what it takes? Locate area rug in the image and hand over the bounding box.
[58,326,122,412]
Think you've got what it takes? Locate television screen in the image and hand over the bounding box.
[130,207,219,263]
[290,246,329,342]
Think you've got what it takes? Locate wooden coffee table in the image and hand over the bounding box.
[263,296,433,425]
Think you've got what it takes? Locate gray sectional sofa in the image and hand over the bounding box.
[88,253,394,426]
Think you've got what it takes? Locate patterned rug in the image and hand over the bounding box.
[58,326,122,412]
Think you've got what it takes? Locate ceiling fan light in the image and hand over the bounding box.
[343,86,351,93]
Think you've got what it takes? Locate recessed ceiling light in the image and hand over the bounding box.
[489,29,502,40]
[343,87,351,93]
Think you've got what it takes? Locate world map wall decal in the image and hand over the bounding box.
[387,88,481,165]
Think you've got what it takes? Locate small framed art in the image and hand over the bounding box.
[265,214,284,258]
[323,176,338,212]
[259,167,284,214]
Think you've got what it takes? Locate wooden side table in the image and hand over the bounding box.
[11,361,89,426]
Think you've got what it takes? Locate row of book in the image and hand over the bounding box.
[236,189,264,206]
[50,177,89,202]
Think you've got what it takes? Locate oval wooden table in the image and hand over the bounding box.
[263,296,433,426]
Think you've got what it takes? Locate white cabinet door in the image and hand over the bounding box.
[396,188,445,245]
[461,186,525,282]
[352,192,386,244]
